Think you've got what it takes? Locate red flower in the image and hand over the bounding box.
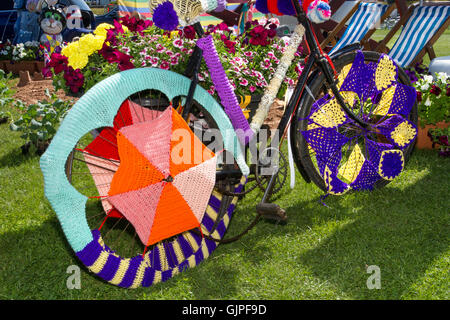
[47,53,68,75]
[416,90,422,102]
[119,16,152,34]
[183,25,196,39]
[98,43,134,71]
[249,25,269,46]
[99,43,119,63]
[430,84,441,96]
[446,86,450,97]
[217,22,229,31]
[224,39,236,54]
[116,52,135,71]
[64,67,84,93]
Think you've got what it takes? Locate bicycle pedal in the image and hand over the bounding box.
[256,203,287,223]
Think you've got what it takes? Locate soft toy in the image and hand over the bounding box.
[38,5,66,47]
[26,0,59,13]
[255,0,331,24]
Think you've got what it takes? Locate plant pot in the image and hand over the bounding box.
[35,140,50,156]
[416,120,450,149]
[0,60,8,72]
[0,116,8,124]
[35,61,45,73]
[4,60,38,75]
[237,94,262,121]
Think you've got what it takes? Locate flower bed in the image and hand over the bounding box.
[46,16,305,99]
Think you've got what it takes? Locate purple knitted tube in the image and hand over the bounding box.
[214,0,226,12]
[197,35,254,145]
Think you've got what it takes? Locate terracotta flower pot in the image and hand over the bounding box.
[4,60,38,75]
[416,120,450,149]
[35,61,45,73]
[0,60,8,72]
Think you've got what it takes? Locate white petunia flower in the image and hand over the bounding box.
[436,72,448,83]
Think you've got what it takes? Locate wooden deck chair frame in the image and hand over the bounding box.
[375,1,450,67]
[209,1,245,26]
[320,1,397,52]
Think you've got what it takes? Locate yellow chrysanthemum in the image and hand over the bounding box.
[94,23,114,38]
[60,32,108,70]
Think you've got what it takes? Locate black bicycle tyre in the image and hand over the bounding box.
[291,50,418,192]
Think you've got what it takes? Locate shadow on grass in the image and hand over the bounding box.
[0,144,39,168]
[294,150,450,299]
[0,150,447,299]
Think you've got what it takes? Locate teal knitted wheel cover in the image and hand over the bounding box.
[40,67,249,254]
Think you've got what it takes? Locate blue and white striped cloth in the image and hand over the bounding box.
[389,5,450,67]
[329,2,389,56]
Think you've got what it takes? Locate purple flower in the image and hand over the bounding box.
[438,135,449,146]
[405,69,418,84]
[152,2,179,31]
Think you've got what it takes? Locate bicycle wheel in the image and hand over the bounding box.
[40,67,249,288]
[291,51,418,193]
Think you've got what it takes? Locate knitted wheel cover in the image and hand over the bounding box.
[301,52,417,195]
[40,68,248,287]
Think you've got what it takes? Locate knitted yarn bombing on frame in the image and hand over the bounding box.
[301,51,417,195]
[150,0,226,29]
[255,0,331,24]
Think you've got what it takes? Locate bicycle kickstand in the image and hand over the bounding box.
[256,172,287,223]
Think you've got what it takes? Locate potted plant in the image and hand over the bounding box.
[427,127,449,157]
[413,71,450,149]
[9,90,73,155]
[0,41,44,75]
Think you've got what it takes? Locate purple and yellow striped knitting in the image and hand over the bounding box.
[301,51,417,195]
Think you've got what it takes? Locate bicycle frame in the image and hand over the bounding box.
[179,3,372,205]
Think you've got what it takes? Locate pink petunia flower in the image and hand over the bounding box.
[173,38,184,49]
[260,58,271,70]
[160,60,170,70]
[170,56,179,65]
[156,43,165,53]
[150,56,160,67]
[239,78,249,86]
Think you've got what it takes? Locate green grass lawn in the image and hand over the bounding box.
[372,27,450,65]
[0,107,449,299]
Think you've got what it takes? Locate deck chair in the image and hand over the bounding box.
[376,2,450,68]
[321,1,396,56]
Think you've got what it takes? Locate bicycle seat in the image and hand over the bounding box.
[255,0,331,24]
[150,0,226,30]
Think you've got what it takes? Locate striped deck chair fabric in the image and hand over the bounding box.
[118,0,152,18]
[329,2,389,55]
[388,5,450,68]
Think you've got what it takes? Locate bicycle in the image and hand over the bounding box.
[40,0,418,288]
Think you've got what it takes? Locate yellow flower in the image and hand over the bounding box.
[94,23,113,38]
